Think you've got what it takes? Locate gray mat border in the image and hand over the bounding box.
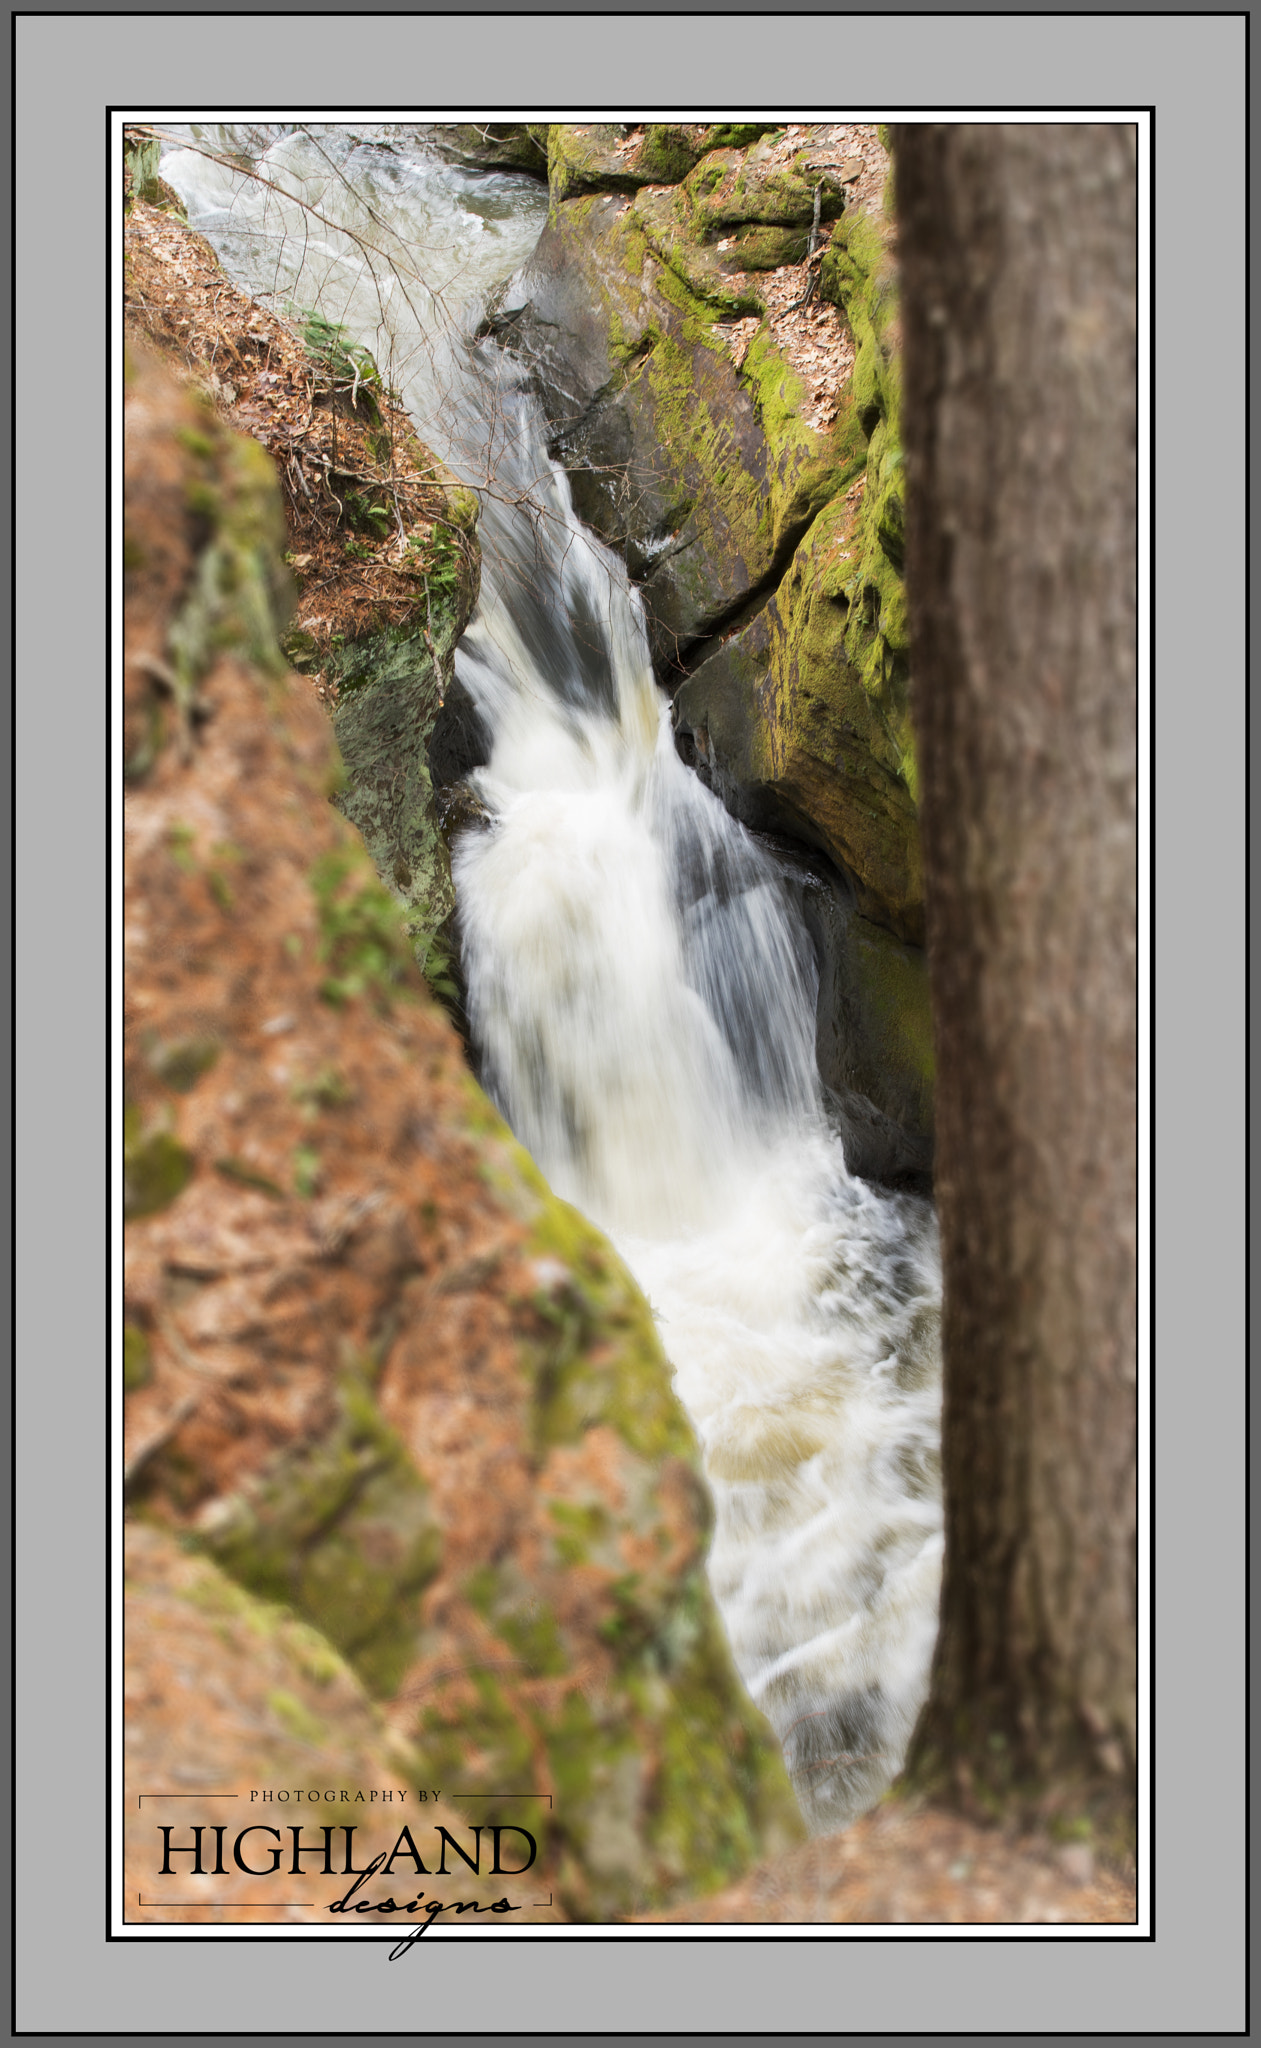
[12,9,1244,2037]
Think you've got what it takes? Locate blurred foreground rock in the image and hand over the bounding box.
[123,347,803,1926]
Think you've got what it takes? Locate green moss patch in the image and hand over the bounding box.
[524,1195,694,1467]
[196,1371,441,1700]
[124,1104,194,1220]
[817,192,915,806]
[124,1324,152,1391]
[310,843,424,1012]
[414,1548,803,1920]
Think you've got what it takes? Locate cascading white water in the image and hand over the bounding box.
[454,442,943,1831]
[161,127,943,1833]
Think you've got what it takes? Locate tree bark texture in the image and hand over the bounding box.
[894,125,1137,1805]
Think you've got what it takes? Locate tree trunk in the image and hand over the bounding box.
[893,125,1137,1826]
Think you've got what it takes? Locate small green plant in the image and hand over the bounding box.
[413,931,461,1008]
[293,308,385,423]
[351,489,395,540]
[310,848,416,1010]
[408,521,463,605]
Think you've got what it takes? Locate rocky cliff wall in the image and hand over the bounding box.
[483,123,932,1187]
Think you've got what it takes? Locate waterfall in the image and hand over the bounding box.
[160,126,943,1834]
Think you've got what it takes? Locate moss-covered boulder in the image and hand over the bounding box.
[429,122,550,176]
[279,420,481,994]
[547,123,647,202]
[673,483,922,944]
[194,1367,443,1700]
[501,189,865,674]
[627,185,768,315]
[378,1137,804,1917]
[542,123,789,209]
[325,548,473,996]
[683,144,846,234]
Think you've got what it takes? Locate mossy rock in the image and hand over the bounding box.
[725,222,811,271]
[509,193,864,672]
[701,123,782,154]
[329,620,457,976]
[320,479,477,995]
[630,187,765,317]
[431,123,549,177]
[376,1082,811,1917]
[791,863,934,1179]
[548,124,645,203]
[413,1548,802,1921]
[683,147,846,235]
[125,1523,427,1834]
[817,197,914,810]
[195,1371,442,1700]
[524,1193,697,1465]
[844,913,933,1128]
[547,124,750,204]
[674,491,921,940]
[635,125,706,185]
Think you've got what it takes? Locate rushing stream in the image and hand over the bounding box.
[161,126,944,1834]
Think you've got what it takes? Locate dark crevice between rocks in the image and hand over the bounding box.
[652,529,808,697]
[477,296,659,432]
[762,836,934,1196]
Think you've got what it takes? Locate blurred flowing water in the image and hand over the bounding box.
[162,126,944,1833]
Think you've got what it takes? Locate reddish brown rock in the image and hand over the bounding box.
[122,348,802,1925]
